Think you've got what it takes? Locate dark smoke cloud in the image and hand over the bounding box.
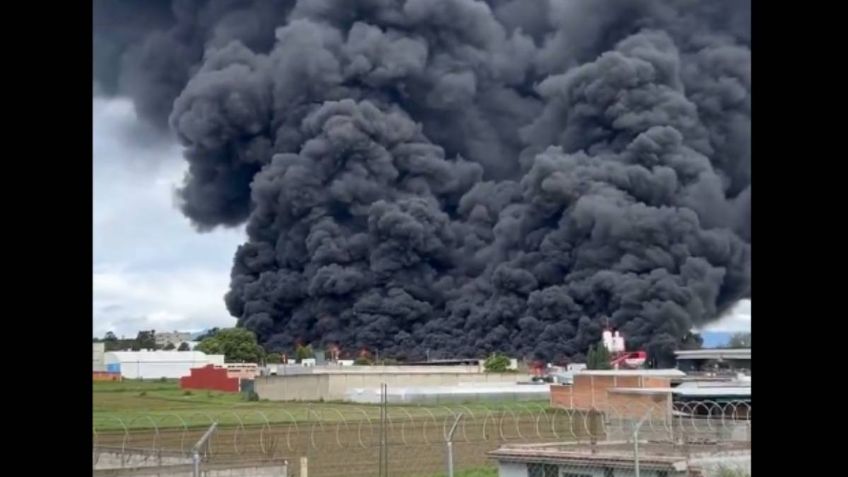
[94,0,751,365]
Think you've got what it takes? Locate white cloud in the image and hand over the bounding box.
[701,299,751,333]
[93,97,245,338]
[93,265,236,337]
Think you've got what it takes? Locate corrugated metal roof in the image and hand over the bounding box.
[574,369,686,377]
[608,387,674,394]
[674,349,751,360]
[673,387,751,397]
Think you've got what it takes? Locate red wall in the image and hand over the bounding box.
[93,371,121,382]
[180,365,239,393]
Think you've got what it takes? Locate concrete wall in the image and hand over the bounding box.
[496,461,527,477]
[256,372,519,401]
[312,365,484,374]
[93,463,288,477]
[94,448,192,470]
[691,451,751,476]
[268,364,486,376]
[94,343,106,372]
[94,448,288,477]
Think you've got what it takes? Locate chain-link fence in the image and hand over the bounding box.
[93,399,750,476]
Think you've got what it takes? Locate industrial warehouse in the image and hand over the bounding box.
[92,327,750,405]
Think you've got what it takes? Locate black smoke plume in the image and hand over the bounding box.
[94,0,751,365]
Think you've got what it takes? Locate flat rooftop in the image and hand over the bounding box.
[403,359,481,365]
[607,386,751,398]
[574,369,686,378]
[489,441,750,471]
[674,349,751,360]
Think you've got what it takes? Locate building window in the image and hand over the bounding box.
[657,472,668,477]
[527,464,559,477]
[561,473,592,477]
[604,469,615,477]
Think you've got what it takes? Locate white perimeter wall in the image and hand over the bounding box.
[256,372,520,401]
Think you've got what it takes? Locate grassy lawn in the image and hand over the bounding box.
[93,379,550,431]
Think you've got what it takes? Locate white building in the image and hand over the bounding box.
[103,350,225,379]
[93,342,105,372]
[155,331,193,348]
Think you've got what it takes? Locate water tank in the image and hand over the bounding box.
[612,332,625,353]
[602,330,614,351]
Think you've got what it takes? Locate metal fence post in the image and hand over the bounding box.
[445,413,463,477]
[193,450,200,477]
[378,383,388,477]
[633,410,651,477]
[191,422,218,477]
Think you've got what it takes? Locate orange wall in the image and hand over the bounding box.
[551,374,672,416]
[93,371,121,382]
[606,392,671,419]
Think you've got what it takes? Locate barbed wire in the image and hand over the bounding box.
[93,400,750,458]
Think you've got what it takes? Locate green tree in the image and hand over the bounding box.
[587,344,612,370]
[196,328,264,363]
[586,345,597,369]
[484,353,511,373]
[177,342,191,351]
[265,352,282,364]
[594,344,612,369]
[163,342,176,350]
[295,344,314,361]
[132,330,156,351]
[104,331,118,342]
[728,332,751,348]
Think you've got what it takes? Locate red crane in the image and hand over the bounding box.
[602,328,647,369]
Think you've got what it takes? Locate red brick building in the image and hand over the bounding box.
[180,365,240,393]
[550,369,684,419]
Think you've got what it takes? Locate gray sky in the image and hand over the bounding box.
[93,96,245,338]
[701,298,751,333]
[92,97,750,339]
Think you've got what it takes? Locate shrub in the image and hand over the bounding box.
[484,353,511,373]
[716,466,750,477]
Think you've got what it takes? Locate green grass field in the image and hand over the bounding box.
[93,379,550,430]
[93,380,565,477]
